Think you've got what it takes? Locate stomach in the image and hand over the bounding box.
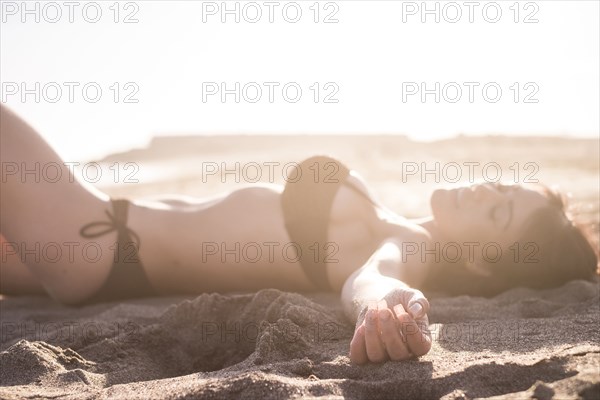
[142,186,316,293]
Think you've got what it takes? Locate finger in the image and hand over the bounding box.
[406,292,430,320]
[378,308,411,361]
[396,310,432,357]
[384,288,429,319]
[393,303,406,315]
[349,324,369,364]
[364,309,387,363]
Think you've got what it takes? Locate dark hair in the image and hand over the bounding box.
[422,186,599,297]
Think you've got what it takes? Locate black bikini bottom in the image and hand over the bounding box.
[77,198,157,305]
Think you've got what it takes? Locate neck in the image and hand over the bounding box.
[378,211,449,244]
[378,214,463,268]
[410,216,449,244]
[373,208,410,235]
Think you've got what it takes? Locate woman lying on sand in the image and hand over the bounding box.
[1,104,598,365]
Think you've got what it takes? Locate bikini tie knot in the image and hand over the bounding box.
[79,199,141,248]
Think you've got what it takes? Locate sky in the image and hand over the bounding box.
[1,0,599,161]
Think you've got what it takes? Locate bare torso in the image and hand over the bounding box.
[130,173,432,295]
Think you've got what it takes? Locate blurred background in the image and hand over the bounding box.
[1,1,598,231]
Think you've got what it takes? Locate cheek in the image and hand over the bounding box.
[450,218,480,242]
[441,211,490,243]
[431,190,495,242]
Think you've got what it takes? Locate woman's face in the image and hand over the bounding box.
[431,182,549,247]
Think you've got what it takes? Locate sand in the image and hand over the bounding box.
[1,280,599,399]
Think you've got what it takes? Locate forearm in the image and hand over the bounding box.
[341,240,408,322]
[344,241,433,363]
[342,271,409,323]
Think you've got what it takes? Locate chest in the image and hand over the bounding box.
[326,184,386,289]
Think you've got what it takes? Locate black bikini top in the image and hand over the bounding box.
[280,155,380,291]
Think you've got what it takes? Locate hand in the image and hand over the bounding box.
[349,287,431,364]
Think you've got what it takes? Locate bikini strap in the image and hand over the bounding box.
[79,199,141,248]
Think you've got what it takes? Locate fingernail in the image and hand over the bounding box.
[379,309,390,321]
[393,304,406,316]
[409,303,423,318]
